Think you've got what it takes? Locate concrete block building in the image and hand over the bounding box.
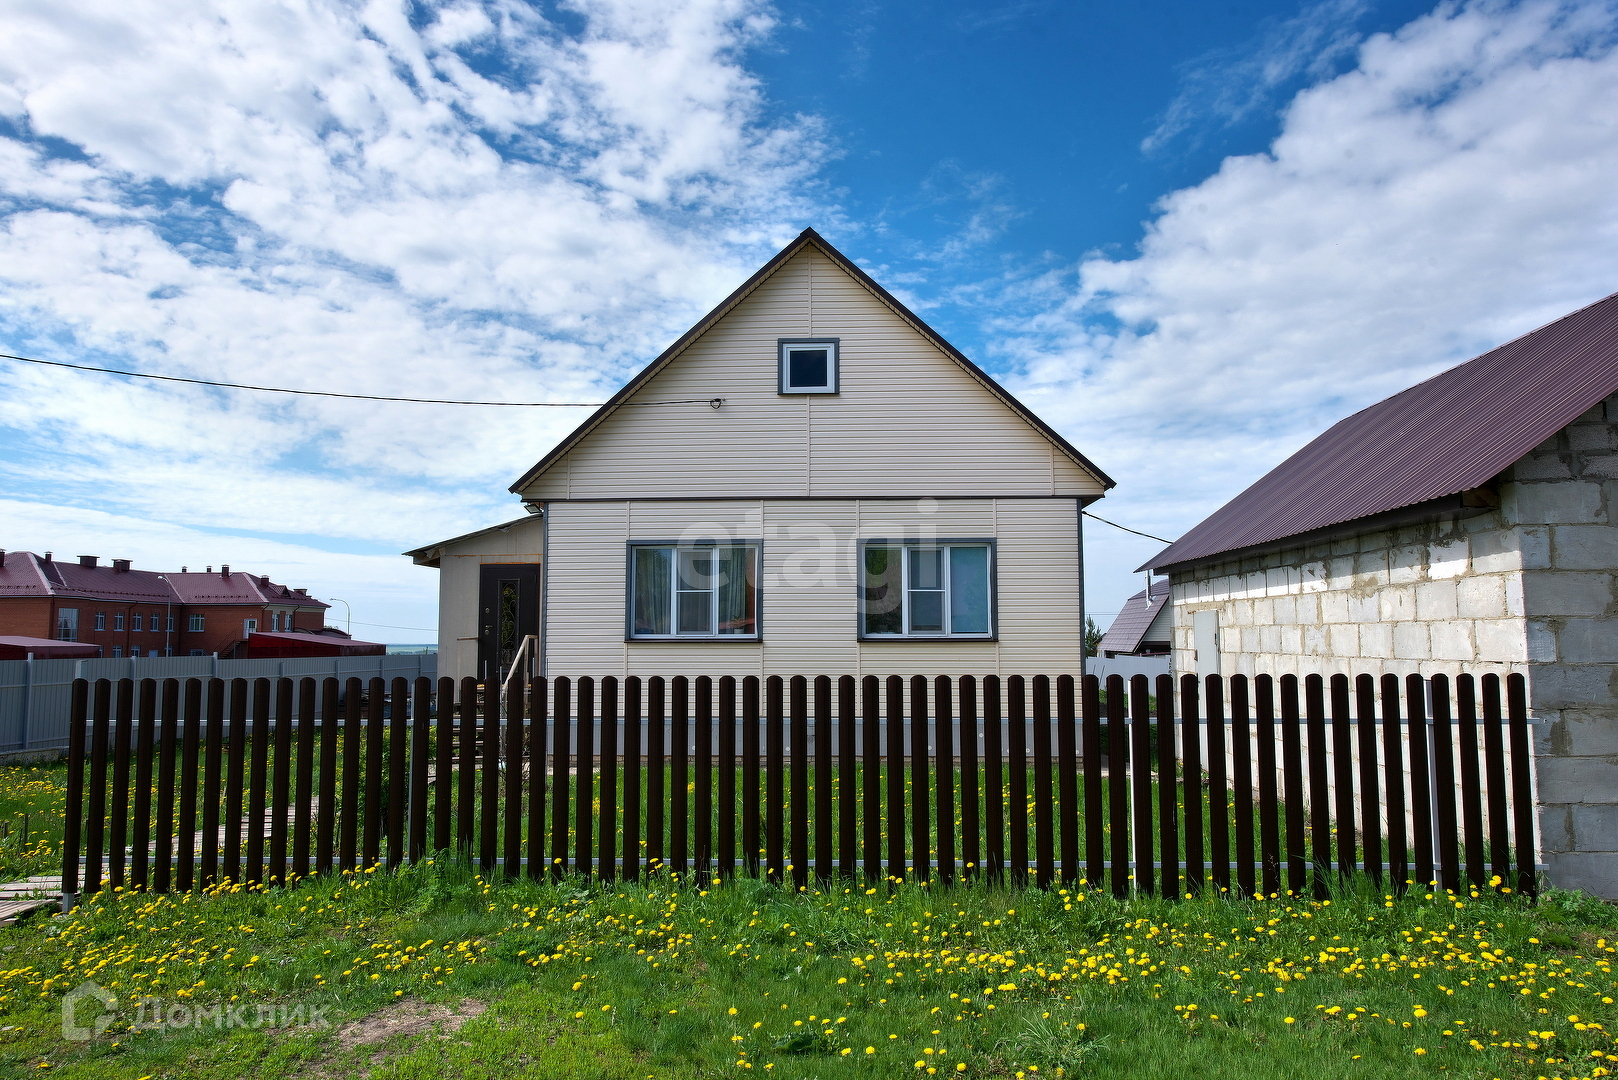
[1144,291,1618,896]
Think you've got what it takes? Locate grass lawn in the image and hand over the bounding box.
[0,856,1613,1080]
[0,763,67,882]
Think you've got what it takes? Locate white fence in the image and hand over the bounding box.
[1087,656,1172,684]
[0,652,437,752]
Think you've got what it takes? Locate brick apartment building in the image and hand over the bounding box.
[0,550,330,658]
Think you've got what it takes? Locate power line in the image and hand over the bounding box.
[1083,510,1174,545]
[344,619,439,632]
[0,352,722,408]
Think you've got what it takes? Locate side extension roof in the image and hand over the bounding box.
[1144,289,1618,572]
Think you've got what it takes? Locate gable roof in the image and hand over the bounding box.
[0,552,327,608]
[403,515,538,567]
[508,228,1114,495]
[1097,579,1170,655]
[1144,290,1618,572]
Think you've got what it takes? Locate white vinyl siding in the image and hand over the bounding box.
[534,497,1082,679]
[518,248,1105,501]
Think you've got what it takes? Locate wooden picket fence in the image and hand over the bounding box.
[62,671,1538,904]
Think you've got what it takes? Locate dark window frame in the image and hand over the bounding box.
[857,538,999,642]
[777,337,840,395]
[625,539,764,642]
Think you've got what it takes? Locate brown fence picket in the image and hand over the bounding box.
[815,675,834,883]
[1279,675,1305,898]
[1105,674,1129,898]
[790,675,808,887]
[959,676,981,881]
[1007,676,1028,884]
[1157,673,1180,901]
[1329,675,1355,878]
[1407,673,1435,890]
[1179,674,1203,895]
[623,677,642,881]
[718,676,736,877]
[435,677,455,854]
[85,681,111,896]
[456,677,477,855]
[295,678,317,879]
[1255,675,1279,897]
[154,679,180,894]
[503,681,524,876]
[1031,675,1054,887]
[1431,674,1461,893]
[1081,675,1104,889]
[64,680,88,902]
[316,679,339,875]
[1482,674,1511,886]
[861,675,882,880]
[1056,675,1077,886]
[1380,673,1409,891]
[1304,675,1330,897]
[575,677,596,878]
[983,676,1006,882]
[766,676,785,883]
[1507,673,1536,897]
[885,675,905,882]
[1455,674,1486,887]
[934,675,956,886]
[743,676,761,876]
[529,677,549,879]
[109,679,133,892]
[600,677,620,881]
[131,680,155,891]
[670,676,688,874]
[1129,674,1154,896]
[838,675,858,879]
[554,677,575,876]
[696,675,714,874]
[271,678,294,883]
[910,675,931,884]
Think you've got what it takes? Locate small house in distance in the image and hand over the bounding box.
[1097,579,1171,658]
[1142,290,1618,896]
[407,229,1114,682]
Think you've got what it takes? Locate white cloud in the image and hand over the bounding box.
[997,0,1618,616]
[0,0,832,632]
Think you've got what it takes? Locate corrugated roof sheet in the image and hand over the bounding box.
[1144,290,1618,571]
[0,552,328,608]
[1097,579,1171,655]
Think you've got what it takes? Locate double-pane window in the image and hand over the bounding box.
[862,543,992,638]
[630,545,758,639]
[188,614,205,633]
[57,608,79,642]
[133,614,143,632]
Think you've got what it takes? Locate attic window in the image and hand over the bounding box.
[778,338,838,394]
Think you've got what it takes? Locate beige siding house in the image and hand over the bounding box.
[407,229,1113,681]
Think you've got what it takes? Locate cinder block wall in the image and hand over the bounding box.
[1167,390,1618,897]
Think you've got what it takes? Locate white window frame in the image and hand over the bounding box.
[57,607,79,642]
[626,542,762,641]
[858,539,997,640]
[133,614,143,632]
[777,337,839,394]
[244,618,258,635]
[188,614,205,633]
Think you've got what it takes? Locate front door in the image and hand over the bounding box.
[477,564,541,685]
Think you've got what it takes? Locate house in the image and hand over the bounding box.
[1096,579,1171,658]
[407,228,1114,681]
[1141,289,1618,895]
[0,551,330,658]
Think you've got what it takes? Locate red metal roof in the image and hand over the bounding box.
[1145,290,1618,571]
[0,635,101,659]
[245,631,385,657]
[0,552,329,609]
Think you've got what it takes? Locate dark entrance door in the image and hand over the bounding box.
[477,564,541,685]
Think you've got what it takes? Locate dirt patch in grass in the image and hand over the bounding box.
[334,997,488,1049]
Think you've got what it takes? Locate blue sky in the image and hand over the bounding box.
[2,0,1616,641]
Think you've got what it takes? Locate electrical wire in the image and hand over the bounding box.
[0,352,722,408]
[1083,510,1174,545]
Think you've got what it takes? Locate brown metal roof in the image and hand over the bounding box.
[1144,289,1618,572]
[1097,579,1170,655]
[0,552,329,609]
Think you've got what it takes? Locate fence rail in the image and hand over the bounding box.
[63,671,1537,905]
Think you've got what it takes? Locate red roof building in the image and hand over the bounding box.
[0,551,330,658]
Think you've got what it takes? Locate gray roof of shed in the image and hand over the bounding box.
[1143,290,1618,572]
[1097,579,1170,655]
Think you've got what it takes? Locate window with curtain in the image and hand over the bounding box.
[630,544,759,639]
[861,542,993,638]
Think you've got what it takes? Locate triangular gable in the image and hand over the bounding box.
[509,228,1114,495]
